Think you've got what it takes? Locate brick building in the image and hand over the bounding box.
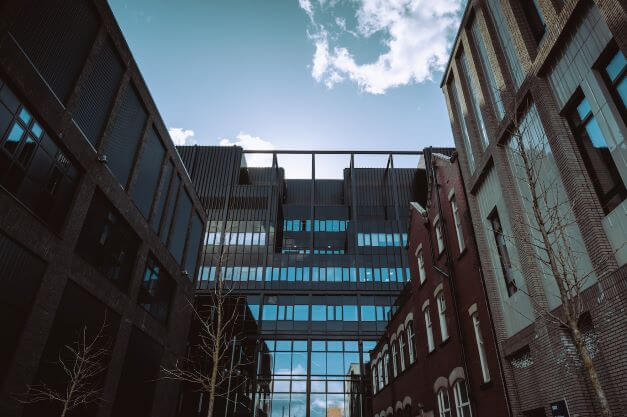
[0,1,206,416]
[440,0,626,416]
[370,149,509,417]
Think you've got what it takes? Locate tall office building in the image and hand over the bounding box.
[178,146,442,417]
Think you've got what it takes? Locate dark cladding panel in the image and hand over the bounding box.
[150,160,173,233]
[10,0,99,102]
[168,189,193,264]
[184,212,203,278]
[159,174,181,244]
[132,127,166,218]
[73,38,124,147]
[0,231,46,381]
[103,84,147,187]
[23,282,120,417]
[315,180,344,204]
[112,328,163,417]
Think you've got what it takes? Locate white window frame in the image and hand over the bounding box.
[437,388,452,417]
[372,364,377,394]
[425,307,435,352]
[417,246,426,284]
[398,331,407,371]
[377,360,384,390]
[472,313,491,383]
[437,293,449,342]
[435,217,445,254]
[407,322,416,364]
[450,195,465,253]
[392,342,399,377]
[453,380,473,417]
[383,351,390,385]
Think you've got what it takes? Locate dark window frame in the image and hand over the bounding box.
[596,40,626,126]
[488,208,517,296]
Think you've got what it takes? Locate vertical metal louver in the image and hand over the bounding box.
[132,127,166,218]
[103,84,147,187]
[73,38,124,148]
[10,0,99,103]
[168,190,193,264]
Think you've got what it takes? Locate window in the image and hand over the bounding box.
[138,255,175,324]
[392,342,398,377]
[437,388,452,417]
[377,360,384,390]
[472,313,491,383]
[601,45,626,123]
[470,16,505,120]
[425,307,435,352]
[459,49,489,148]
[453,380,472,417]
[383,351,390,385]
[437,293,449,342]
[567,93,626,214]
[486,0,524,88]
[294,305,309,321]
[0,83,79,231]
[407,322,416,364]
[76,191,140,290]
[417,248,427,284]
[435,218,445,255]
[521,0,545,44]
[488,209,517,296]
[449,78,475,171]
[372,364,377,394]
[398,331,406,371]
[450,196,465,253]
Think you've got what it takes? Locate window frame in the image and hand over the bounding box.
[598,42,626,125]
[424,307,435,353]
[472,312,491,383]
[407,321,416,364]
[453,380,473,417]
[437,293,449,342]
[450,195,465,254]
[437,388,452,417]
[488,208,517,296]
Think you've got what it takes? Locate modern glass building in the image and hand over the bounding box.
[178,146,438,417]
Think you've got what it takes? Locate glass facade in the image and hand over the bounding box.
[459,49,489,149]
[182,147,426,417]
[486,0,525,88]
[449,78,476,172]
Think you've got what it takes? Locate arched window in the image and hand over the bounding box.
[437,293,449,341]
[372,362,378,394]
[437,388,452,417]
[472,312,490,383]
[453,380,472,416]
[377,360,384,390]
[392,341,399,377]
[407,321,416,364]
[398,331,407,371]
[383,350,390,385]
[424,307,435,352]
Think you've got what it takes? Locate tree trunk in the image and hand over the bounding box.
[60,403,68,417]
[207,279,224,417]
[569,319,612,417]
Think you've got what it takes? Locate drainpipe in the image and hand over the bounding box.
[453,153,514,417]
[427,147,476,414]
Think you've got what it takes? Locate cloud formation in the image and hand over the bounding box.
[168,127,195,146]
[219,132,275,168]
[299,0,464,94]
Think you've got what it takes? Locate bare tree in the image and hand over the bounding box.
[494,90,618,417]
[161,254,251,417]
[18,320,110,417]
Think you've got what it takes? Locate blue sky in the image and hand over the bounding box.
[108,0,465,177]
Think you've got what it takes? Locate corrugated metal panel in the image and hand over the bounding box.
[168,189,193,264]
[73,38,124,147]
[132,127,165,218]
[103,84,147,187]
[10,0,99,102]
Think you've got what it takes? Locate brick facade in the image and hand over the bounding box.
[441,1,627,416]
[370,151,509,417]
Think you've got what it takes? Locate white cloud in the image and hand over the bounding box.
[219,132,275,168]
[298,0,464,94]
[298,0,314,22]
[168,127,195,145]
